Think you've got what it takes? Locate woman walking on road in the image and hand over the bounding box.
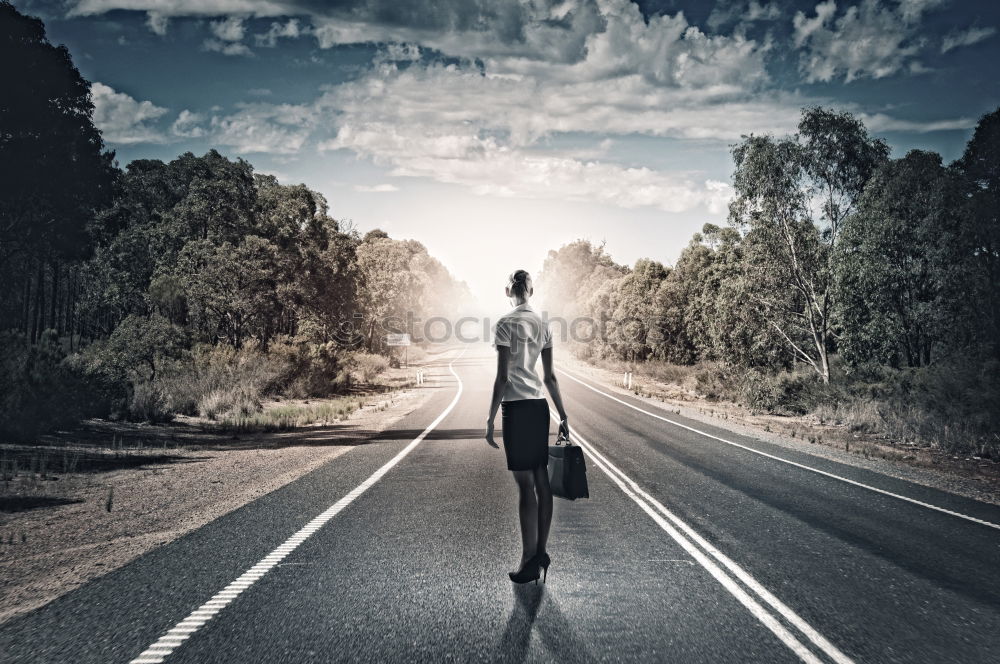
[485,269,570,585]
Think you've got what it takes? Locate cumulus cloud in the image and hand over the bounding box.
[202,15,253,55]
[792,0,945,82]
[941,26,997,54]
[90,82,169,144]
[170,109,206,138]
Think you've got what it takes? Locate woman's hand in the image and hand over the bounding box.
[558,417,569,441]
[485,419,499,448]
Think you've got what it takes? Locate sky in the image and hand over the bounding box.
[16,0,1000,313]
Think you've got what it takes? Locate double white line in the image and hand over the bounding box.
[551,413,854,664]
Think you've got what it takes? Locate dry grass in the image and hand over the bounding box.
[212,396,365,432]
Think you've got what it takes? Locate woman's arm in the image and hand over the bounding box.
[541,346,569,439]
[484,345,510,448]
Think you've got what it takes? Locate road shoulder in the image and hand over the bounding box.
[0,376,437,625]
[561,357,1000,507]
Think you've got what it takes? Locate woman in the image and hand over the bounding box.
[485,269,569,585]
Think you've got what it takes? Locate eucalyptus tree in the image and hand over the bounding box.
[836,150,971,368]
[729,107,889,382]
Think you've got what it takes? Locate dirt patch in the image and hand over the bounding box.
[563,357,1000,506]
[0,360,445,624]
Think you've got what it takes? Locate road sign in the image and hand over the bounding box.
[386,333,411,346]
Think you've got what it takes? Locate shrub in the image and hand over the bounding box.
[349,352,390,383]
[269,340,349,398]
[0,330,110,440]
[739,369,821,415]
[130,381,172,423]
[197,384,261,421]
[160,342,282,417]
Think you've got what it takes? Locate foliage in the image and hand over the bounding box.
[835,150,975,368]
[0,330,108,439]
[349,352,391,383]
[729,107,890,382]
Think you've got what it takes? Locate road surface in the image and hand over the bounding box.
[2,344,999,663]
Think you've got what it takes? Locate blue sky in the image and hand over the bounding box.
[18,0,1000,311]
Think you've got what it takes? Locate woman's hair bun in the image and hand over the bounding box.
[509,269,531,297]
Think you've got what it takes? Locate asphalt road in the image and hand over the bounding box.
[2,344,999,663]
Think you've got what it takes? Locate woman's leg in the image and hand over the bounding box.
[512,470,538,564]
[532,465,553,554]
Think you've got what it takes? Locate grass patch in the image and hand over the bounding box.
[210,396,365,433]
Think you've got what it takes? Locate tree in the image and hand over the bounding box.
[535,239,627,319]
[729,107,889,382]
[954,107,1000,359]
[606,259,668,361]
[173,236,281,349]
[836,150,972,368]
[0,1,118,341]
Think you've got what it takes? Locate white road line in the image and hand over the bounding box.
[128,347,467,664]
[559,368,1000,532]
[550,411,853,664]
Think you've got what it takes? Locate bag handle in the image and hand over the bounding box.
[555,431,572,446]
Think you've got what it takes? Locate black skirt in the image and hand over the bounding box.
[500,398,550,471]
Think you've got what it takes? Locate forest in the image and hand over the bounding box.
[0,2,471,440]
[537,106,1000,459]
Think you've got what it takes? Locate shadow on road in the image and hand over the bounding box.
[498,584,593,663]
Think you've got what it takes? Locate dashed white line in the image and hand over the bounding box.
[551,411,854,664]
[127,347,467,664]
[559,367,1000,531]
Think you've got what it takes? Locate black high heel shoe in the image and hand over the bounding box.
[508,553,542,584]
[537,551,551,583]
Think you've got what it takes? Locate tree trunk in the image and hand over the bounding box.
[21,271,31,335]
[31,258,44,343]
[50,261,60,335]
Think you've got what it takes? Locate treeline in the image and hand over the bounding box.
[538,107,999,457]
[0,2,470,438]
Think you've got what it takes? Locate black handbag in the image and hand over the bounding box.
[548,434,590,500]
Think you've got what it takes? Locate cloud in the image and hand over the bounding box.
[202,39,253,56]
[255,18,301,47]
[68,0,604,63]
[354,183,400,193]
[90,82,169,144]
[941,26,997,53]
[145,11,168,35]
[792,0,945,82]
[72,0,974,216]
[210,15,246,41]
[207,103,316,153]
[202,15,253,55]
[170,109,206,138]
[860,112,976,133]
[322,123,732,214]
[707,1,781,31]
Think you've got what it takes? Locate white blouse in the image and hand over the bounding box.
[492,302,553,402]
